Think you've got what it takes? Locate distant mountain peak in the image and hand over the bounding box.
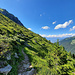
[0,8,24,26]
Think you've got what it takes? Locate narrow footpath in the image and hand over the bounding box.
[18,49,35,75]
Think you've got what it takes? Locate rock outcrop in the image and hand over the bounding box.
[0,64,12,75]
[26,68,35,75]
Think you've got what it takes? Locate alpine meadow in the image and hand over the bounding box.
[0,8,75,75]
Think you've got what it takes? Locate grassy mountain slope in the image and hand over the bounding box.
[59,36,75,54]
[0,8,23,26]
[0,12,75,75]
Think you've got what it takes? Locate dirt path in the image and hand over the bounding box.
[18,49,35,75]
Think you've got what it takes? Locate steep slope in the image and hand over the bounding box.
[59,36,75,54]
[0,12,75,75]
[0,8,23,26]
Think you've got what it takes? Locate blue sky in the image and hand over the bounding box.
[0,0,75,42]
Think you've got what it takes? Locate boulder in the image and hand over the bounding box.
[0,64,12,75]
[26,68,35,75]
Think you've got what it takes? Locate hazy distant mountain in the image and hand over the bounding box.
[0,8,23,26]
[47,37,64,43]
[59,36,75,54]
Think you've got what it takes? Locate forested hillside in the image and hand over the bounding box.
[60,36,75,54]
[0,9,75,75]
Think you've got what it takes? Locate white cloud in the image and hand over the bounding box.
[52,21,56,24]
[54,20,73,29]
[28,28,32,30]
[40,33,75,38]
[70,26,75,31]
[42,26,50,29]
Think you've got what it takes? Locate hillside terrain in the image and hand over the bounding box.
[0,9,75,75]
[59,36,75,54]
[0,8,23,26]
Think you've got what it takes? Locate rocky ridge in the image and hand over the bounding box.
[0,8,23,26]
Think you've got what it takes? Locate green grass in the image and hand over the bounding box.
[0,12,75,75]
